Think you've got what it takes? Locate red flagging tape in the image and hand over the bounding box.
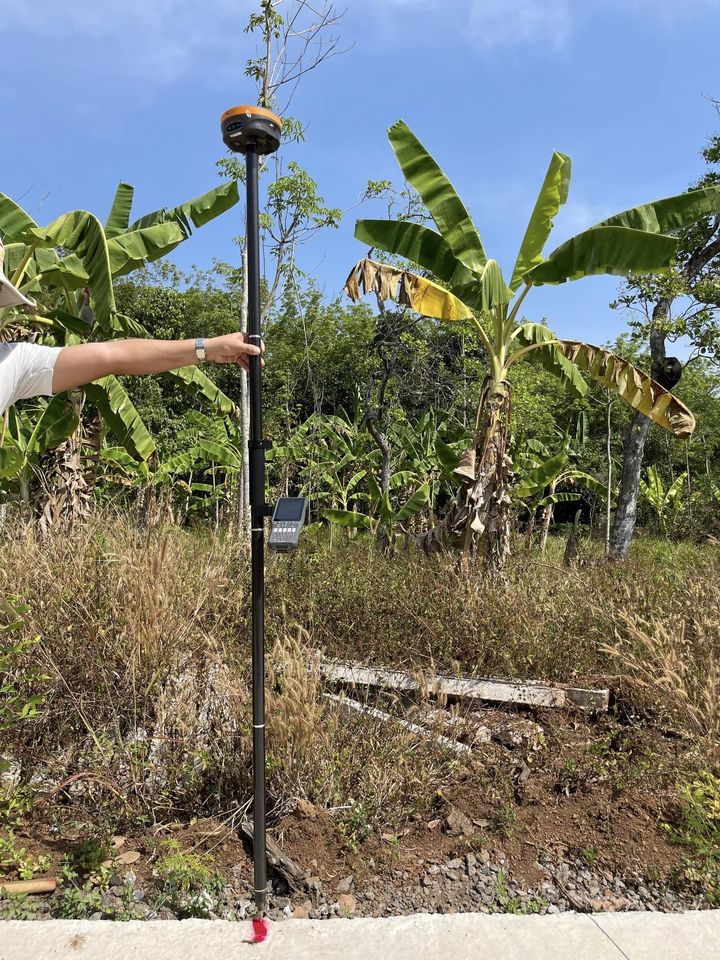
[251,917,269,943]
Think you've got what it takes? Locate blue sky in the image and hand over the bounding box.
[1,0,718,345]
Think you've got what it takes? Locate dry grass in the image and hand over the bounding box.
[603,604,720,757]
[1,514,719,834]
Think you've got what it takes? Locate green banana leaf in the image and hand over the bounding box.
[128,181,239,236]
[114,313,153,338]
[434,434,461,473]
[107,222,187,277]
[525,226,678,285]
[323,509,372,530]
[387,121,487,272]
[197,439,241,469]
[511,323,588,399]
[156,448,203,476]
[105,183,135,238]
[165,366,235,416]
[510,151,572,291]
[598,184,720,234]
[354,219,473,288]
[565,471,607,499]
[0,193,38,240]
[27,394,80,455]
[28,212,115,332]
[0,442,22,479]
[396,481,430,521]
[388,470,422,489]
[100,446,142,470]
[514,452,569,498]
[46,309,93,338]
[554,341,695,438]
[85,376,156,461]
[538,492,582,506]
[33,250,90,289]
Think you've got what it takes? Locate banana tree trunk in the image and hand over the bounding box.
[37,390,90,535]
[538,502,554,553]
[525,508,537,547]
[419,377,512,570]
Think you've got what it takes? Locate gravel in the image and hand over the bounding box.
[0,849,708,923]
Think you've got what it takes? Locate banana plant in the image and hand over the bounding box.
[344,121,718,567]
[639,465,687,534]
[324,478,431,552]
[0,395,81,503]
[514,438,605,552]
[0,181,239,487]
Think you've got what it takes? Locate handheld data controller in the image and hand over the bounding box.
[268,497,309,553]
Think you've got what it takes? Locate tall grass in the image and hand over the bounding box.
[1,514,718,828]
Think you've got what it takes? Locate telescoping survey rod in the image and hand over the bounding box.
[220,104,282,916]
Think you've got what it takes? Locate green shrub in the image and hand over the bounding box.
[667,772,720,905]
[155,840,222,917]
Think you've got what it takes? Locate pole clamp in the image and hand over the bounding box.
[249,439,273,451]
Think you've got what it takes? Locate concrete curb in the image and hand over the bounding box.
[1,911,719,960]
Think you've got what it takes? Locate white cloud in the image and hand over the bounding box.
[466,0,572,52]
[366,0,720,52]
[0,0,253,81]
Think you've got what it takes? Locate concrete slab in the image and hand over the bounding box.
[0,911,717,960]
[593,910,720,960]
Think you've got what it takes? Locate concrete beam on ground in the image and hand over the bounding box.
[1,911,719,960]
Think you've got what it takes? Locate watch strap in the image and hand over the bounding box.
[194,337,206,361]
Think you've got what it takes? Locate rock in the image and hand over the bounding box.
[306,876,323,894]
[293,900,312,919]
[445,808,474,837]
[234,898,252,920]
[296,798,317,819]
[336,876,353,894]
[447,858,463,870]
[337,893,356,916]
[131,889,146,902]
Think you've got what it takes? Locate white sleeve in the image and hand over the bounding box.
[0,343,63,412]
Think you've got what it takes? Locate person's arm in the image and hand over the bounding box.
[52,333,262,394]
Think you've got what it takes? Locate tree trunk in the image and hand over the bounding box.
[538,502,554,553]
[525,508,537,548]
[605,396,613,557]
[609,321,679,560]
[418,377,512,570]
[608,411,652,559]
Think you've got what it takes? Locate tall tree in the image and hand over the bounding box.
[609,110,720,558]
[217,0,344,536]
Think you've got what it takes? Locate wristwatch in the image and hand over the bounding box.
[194,337,206,362]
